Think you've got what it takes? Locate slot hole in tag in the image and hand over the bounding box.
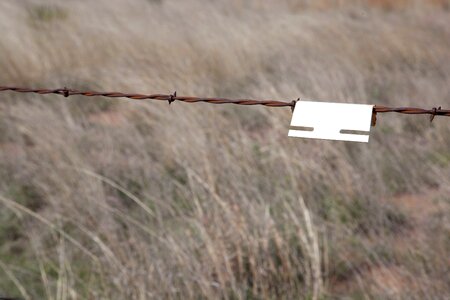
[290,126,314,132]
[339,129,370,135]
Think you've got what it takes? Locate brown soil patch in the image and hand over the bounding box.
[88,110,128,126]
[367,265,413,295]
[0,142,26,158]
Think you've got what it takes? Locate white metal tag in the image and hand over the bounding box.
[288,100,374,143]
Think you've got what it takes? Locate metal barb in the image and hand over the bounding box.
[430,106,441,123]
[62,87,70,98]
[290,98,300,113]
[168,91,176,105]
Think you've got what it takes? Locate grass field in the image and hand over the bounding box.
[0,0,449,299]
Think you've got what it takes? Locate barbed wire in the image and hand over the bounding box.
[0,86,449,124]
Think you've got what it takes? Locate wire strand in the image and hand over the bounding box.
[1,86,449,119]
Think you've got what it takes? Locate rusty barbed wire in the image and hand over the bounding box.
[0,86,449,125]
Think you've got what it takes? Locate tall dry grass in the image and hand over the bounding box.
[0,0,449,299]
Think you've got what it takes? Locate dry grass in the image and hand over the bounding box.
[0,0,449,299]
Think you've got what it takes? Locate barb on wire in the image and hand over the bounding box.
[0,86,449,123]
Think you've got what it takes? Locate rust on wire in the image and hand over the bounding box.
[0,86,290,107]
[371,108,378,127]
[0,86,449,121]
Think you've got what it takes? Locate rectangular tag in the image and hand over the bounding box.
[288,100,374,143]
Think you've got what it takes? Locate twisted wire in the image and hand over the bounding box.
[1,86,449,119]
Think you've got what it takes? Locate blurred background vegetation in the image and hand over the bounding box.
[0,0,449,299]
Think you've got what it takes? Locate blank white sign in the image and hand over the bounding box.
[288,100,374,143]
